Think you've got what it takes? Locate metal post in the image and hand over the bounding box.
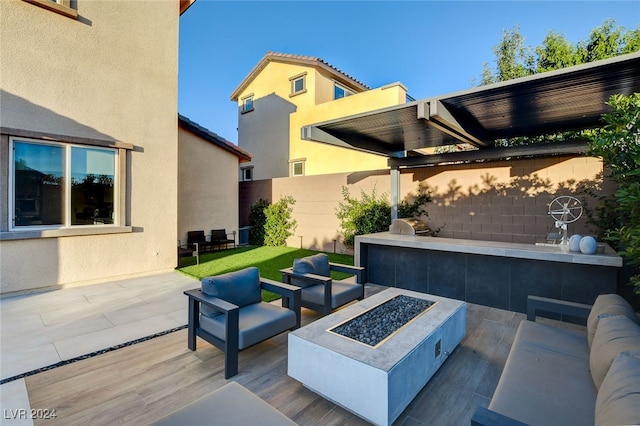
[390,166,400,220]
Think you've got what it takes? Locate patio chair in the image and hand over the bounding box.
[177,239,199,266]
[210,229,235,250]
[184,267,301,379]
[187,230,212,253]
[280,253,366,316]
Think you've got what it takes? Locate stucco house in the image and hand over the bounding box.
[178,115,251,249]
[0,0,210,294]
[231,52,410,181]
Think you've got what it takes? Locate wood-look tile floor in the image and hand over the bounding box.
[22,299,545,425]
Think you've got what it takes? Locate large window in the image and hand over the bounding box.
[11,138,117,229]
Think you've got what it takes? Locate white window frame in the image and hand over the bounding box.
[289,72,307,97]
[22,0,78,19]
[291,160,305,177]
[241,166,253,182]
[9,137,119,231]
[334,82,355,100]
[241,94,254,113]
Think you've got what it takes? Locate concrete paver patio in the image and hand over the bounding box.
[0,271,199,424]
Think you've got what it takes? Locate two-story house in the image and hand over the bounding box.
[0,0,203,294]
[230,52,410,181]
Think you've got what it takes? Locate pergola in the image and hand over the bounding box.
[301,52,640,218]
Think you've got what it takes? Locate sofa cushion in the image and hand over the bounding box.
[595,352,640,426]
[200,267,262,317]
[590,314,640,390]
[151,382,297,426]
[488,320,596,426]
[199,302,297,350]
[587,293,639,348]
[291,254,331,288]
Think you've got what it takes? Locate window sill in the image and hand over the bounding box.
[23,0,78,19]
[1,226,133,241]
[289,89,307,98]
[241,108,254,114]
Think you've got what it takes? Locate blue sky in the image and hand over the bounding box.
[178,1,640,144]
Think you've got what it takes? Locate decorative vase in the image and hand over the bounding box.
[569,234,583,252]
[580,236,597,255]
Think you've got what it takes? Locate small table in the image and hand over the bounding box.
[288,288,466,426]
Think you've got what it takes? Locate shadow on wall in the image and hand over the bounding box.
[237,92,297,181]
[0,91,127,294]
[409,161,612,244]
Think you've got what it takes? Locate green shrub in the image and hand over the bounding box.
[588,93,640,293]
[336,187,391,248]
[336,186,438,248]
[263,195,297,247]
[248,198,269,245]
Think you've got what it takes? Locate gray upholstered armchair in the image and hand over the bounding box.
[184,267,301,379]
[280,253,366,316]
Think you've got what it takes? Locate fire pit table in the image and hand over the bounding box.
[288,288,466,426]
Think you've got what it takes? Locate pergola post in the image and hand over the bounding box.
[390,166,400,220]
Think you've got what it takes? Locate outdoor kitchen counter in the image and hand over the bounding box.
[355,232,623,268]
[355,232,623,315]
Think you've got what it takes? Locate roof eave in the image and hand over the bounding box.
[178,114,252,162]
[230,52,369,101]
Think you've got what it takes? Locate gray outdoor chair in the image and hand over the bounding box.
[280,253,366,316]
[184,267,301,378]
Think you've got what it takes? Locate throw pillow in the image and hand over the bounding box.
[595,352,640,426]
[589,314,640,390]
[587,293,639,348]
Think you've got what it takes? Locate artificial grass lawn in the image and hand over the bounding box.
[177,246,355,302]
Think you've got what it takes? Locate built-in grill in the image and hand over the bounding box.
[389,218,434,236]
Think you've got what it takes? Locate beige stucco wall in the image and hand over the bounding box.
[178,127,240,245]
[0,1,180,294]
[241,156,611,253]
[235,61,404,180]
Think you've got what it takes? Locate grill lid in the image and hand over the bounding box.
[389,218,433,235]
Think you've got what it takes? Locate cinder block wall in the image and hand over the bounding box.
[240,155,613,253]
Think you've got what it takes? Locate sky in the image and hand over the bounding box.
[178,1,640,145]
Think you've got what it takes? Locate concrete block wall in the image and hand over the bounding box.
[416,156,607,244]
[239,155,611,253]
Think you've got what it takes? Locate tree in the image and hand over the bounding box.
[577,19,626,63]
[481,20,640,85]
[480,26,534,85]
[587,93,640,293]
[535,31,578,73]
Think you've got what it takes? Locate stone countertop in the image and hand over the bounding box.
[355,232,623,267]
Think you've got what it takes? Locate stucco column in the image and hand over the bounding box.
[390,166,400,220]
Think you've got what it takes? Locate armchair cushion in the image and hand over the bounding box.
[201,267,262,317]
[303,281,363,309]
[199,302,297,350]
[590,314,640,390]
[587,293,639,348]
[595,352,640,426]
[292,254,331,287]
